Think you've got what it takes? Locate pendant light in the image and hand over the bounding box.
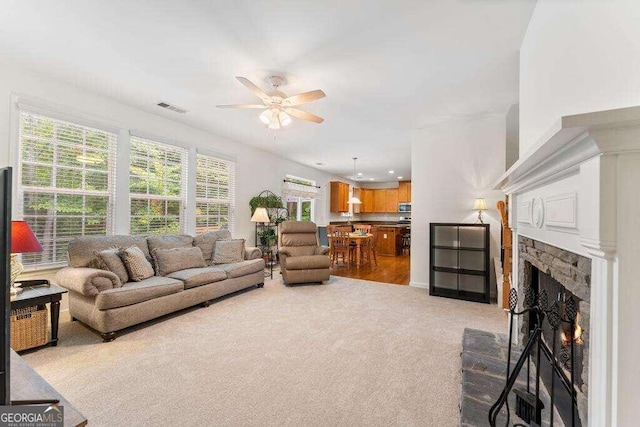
[348,157,362,205]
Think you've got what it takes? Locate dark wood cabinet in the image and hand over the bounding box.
[429,223,490,303]
[330,181,349,212]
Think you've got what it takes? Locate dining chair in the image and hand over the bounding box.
[329,231,352,268]
[360,226,379,266]
[353,224,372,233]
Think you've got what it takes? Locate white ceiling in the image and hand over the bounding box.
[0,0,536,181]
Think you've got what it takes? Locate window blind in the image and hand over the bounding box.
[129,136,188,235]
[195,153,236,234]
[18,111,117,269]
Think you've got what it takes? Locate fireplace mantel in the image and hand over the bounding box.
[494,105,640,195]
[496,106,640,426]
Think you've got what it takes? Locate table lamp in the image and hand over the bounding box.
[10,220,43,295]
[473,197,488,224]
[250,207,270,224]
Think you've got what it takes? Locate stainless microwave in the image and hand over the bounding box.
[398,203,411,213]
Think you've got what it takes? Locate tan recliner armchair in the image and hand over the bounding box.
[278,221,331,285]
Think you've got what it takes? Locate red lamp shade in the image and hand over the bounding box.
[11,220,43,254]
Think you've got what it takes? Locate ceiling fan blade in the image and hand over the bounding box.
[284,108,324,124]
[216,104,267,109]
[236,77,271,102]
[282,90,326,107]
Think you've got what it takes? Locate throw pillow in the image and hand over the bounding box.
[121,246,154,281]
[152,247,206,276]
[212,239,245,264]
[194,229,231,263]
[94,248,129,284]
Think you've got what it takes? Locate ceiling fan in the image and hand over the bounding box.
[216,76,326,129]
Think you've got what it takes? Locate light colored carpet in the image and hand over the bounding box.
[22,276,506,427]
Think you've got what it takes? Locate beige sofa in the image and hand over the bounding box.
[55,230,264,342]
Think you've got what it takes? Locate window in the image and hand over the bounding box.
[283,175,317,222]
[196,153,236,234]
[129,136,187,235]
[286,196,314,222]
[18,112,117,269]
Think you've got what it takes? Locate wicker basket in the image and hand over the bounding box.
[11,305,48,351]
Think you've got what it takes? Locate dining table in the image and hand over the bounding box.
[349,232,374,267]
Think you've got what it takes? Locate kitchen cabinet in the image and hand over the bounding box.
[330,181,349,212]
[373,189,386,213]
[385,189,399,212]
[398,181,411,203]
[361,189,373,213]
[376,226,408,256]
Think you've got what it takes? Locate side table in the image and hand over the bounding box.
[11,281,67,348]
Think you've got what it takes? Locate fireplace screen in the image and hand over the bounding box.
[489,276,583,426]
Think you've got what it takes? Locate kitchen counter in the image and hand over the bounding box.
[329,221,410,227]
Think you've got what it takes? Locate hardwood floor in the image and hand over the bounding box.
[330,254,410,286]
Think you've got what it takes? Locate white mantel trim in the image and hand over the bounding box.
[494,106,640,194]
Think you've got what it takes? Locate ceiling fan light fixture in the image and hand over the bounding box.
[268,119,280,130]
[280,111,292,127]
[259,110,271,125]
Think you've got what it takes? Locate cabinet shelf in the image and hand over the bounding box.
[432,266,486,276]
[430,223,490,304]
[432,245,485,251]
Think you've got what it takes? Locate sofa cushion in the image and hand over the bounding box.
[152,247,206,276]
[194,229,232,263]
[95,276,184,310]
[212,239,245,264]
[67,235,150,268]
[215,259,265,279]
[167,267,227,289]
[94,248,129,284]
[147,234,194,254]
[284,255,331,270]
[121,246,155,281]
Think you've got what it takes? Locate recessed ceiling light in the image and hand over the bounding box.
[388,170,394,174]
[357,172,363,176]
[369,178,374,181]
[397,176,403,179]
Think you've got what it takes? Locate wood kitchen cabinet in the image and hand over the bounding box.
[398,181,412,203]
[373,189,386,213]
[361,189,373,213]
[376,226,408,256]
[385,189,399,212]
[330,181,349,212]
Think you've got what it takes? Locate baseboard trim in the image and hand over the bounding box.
[409,281,428,289]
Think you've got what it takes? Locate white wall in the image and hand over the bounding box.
[0,61,344,305]
[519,0,640,155]
[410,115,505,296]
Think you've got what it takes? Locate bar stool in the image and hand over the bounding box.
[401,229,411,255]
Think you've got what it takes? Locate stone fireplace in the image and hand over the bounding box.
[495,106,640,425]
[518,236,591,425]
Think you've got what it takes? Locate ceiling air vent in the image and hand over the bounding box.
[157,101,188,114]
